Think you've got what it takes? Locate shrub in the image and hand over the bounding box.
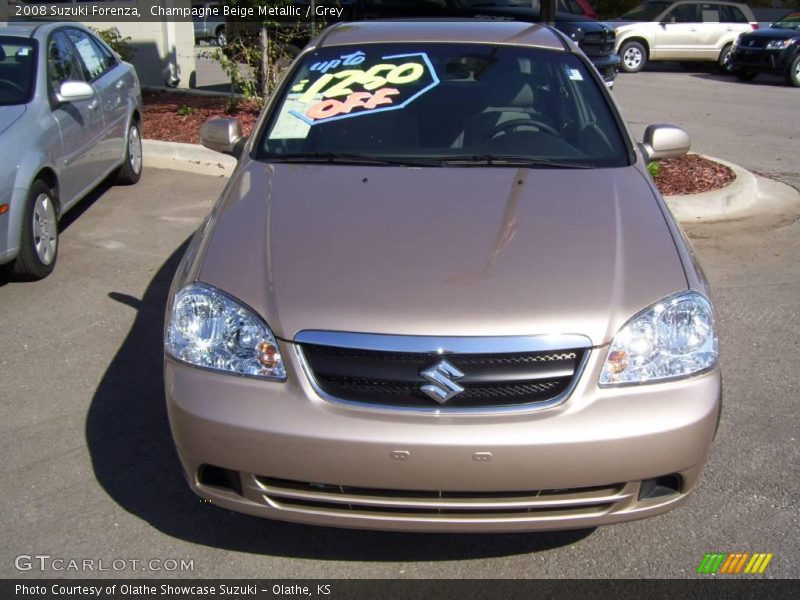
[91,27,134,62]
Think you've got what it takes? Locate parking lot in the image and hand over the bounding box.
[1,69,798,578]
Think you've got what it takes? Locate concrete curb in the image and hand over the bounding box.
[143,139,236,176]
[663,155,759,221]
[142,140,798,222]
[142,85,244,99]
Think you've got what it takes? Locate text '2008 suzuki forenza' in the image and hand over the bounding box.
[164,21,721,533]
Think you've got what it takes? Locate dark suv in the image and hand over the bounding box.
[731,9,800,86]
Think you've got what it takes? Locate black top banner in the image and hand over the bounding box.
[5,1,343,24]
[3,1,607,25]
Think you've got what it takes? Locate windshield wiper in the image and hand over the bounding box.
[264,153,439,167]
[442,155,593,169]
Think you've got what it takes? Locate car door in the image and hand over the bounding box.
[66,28,130,172]
[694,3,728,58]
[652,2,700,60]
[45,29,105,205]
[715,4,752,52]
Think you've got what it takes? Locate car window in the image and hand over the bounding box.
[665,3,698,23]
[719,5,747,23]
[619,1,672,21]
[47,31,85,92]
[66,29,115,80]
[561,0,584,15]
[773,9,800,29]
[259,43,629,168]
[0,37,37,105]
[700,4,720,23]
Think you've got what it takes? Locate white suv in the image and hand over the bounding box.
[613,1,757,73]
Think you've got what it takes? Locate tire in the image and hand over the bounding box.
[114,120,142,185]
[787,55,800,88]
[734,69,757,82]
[717,44,734,74]
[620,40,647,73]
[10,180,58,280]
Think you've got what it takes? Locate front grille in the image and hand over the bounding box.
[734,48,778,68]
[579,29,616,58]
[254,476,626,519]
[299,343,586,410]
[743,38,769,49]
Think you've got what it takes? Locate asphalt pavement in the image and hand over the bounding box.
[613,64,800,193]
[1,69,798,579]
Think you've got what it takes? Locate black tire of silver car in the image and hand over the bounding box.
[788,55,800,88]
[10,180,58,280]
[620,41,647,73]
[114,120,142,185]
[734,69,757,82]
[717,44,734,74]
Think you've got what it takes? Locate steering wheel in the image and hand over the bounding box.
[0,79,25,94]
[489,117,559,139]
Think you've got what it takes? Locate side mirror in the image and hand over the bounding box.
[200,117,246,157]
[56,81,95,103]
[641,124,691,162]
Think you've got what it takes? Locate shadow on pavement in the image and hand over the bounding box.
[690,72,790,87]
[0,179,113,287]
[85,239,595,561]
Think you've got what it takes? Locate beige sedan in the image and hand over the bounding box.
[164,20,721,532]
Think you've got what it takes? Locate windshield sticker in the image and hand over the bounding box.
[268,94,315,139]
[567,68,583,81]
[288,52,440,126]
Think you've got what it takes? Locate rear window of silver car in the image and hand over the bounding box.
[258,43,630,168]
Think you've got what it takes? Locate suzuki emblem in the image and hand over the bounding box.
[419,360,465,404]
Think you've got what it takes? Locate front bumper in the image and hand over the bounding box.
[732,47,797,75]
[0,186,26,266]
[165,343,721,532]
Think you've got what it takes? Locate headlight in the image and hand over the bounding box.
[600,291,718,386]
[165,283,285,380]
[765,39,792,50]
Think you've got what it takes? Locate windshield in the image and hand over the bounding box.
[258,43,629,168]
[773,10,800,29]
[0,37,37,105]
[619,1,671,21]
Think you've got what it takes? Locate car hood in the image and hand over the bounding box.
[197,163,687,346]
[0,105,26,137]
[741,27,799,40]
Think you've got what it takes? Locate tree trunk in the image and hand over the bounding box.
[260,26,270,98]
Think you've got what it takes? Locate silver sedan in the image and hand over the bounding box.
[0,22,142,279]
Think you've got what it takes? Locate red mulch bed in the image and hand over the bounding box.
[142,90,260,145]
[141,91,736,195]
[653,154,735,195]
